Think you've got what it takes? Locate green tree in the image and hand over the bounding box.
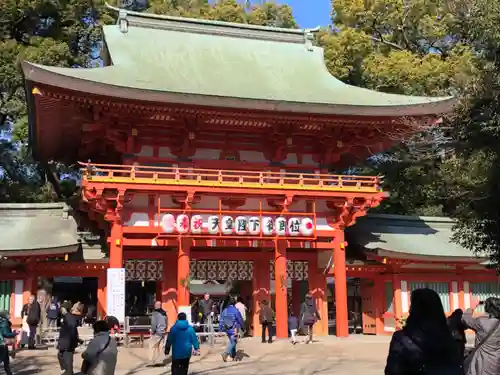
[319,0,478,217]
[0,0,296,203]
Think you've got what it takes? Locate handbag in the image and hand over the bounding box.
[463,319,500,374]
[81,336,111,375]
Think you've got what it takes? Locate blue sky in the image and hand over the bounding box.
[282,0,332,28]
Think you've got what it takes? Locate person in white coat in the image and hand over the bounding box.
[81,320,117,375]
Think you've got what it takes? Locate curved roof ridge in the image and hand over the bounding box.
[105,3,318,44]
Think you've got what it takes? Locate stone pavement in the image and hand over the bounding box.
[9,335,391,375]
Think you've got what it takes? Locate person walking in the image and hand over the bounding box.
[21,295,41,349]
[149,301,168,366]
[47,296,61,329]
[199,293,213,341]
[300,293,320,344]
[385,288,462,375]
[81,320,117,375]
[235,297,247,337]
[0,311,17,375]
[462,297,500,375]
[219,297,244,362]
[288,311,299,345]
[259,300,274,344]
[57,303,83,375]
[165,312,200,375]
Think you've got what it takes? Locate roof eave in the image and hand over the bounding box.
[0,244,79,257]
[375,249,486,263]
[22,61,456,117]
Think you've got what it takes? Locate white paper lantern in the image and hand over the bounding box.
[287,218,301,236]
[275,217,287,236]
[161,214,176,233]
[235,216,248,235]
[190,215,203,234]
[300,218,314,236]
[262,217,274,236]
[176,214,190,234]
[248,217,261,235]
[207,215,220,235]
[221,216,234,235]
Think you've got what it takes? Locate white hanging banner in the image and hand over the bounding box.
[106,268,126,323]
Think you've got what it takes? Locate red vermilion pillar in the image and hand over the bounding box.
[334,230,349,337]
[109,223,123,268]
[252,257,270,338]
[177,238,191,307]
[274,240,288,339]
[162,252,178,331]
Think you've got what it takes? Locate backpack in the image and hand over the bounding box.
[418,363,463,375]
[222,311,235,331]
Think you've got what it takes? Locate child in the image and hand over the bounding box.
[0,311,17,375]
[288,311,298,345]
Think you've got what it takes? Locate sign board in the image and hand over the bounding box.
[162,214,314,237]
[107,268,126,323]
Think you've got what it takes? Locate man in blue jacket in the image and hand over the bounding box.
[165,312,199,375]
[219,297,244,362]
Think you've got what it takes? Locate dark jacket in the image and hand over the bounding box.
[385,326,461,375]
[447,310,466,358]
[199,299,213,317]
[150,308,167,336]
[165,320,199,360]
[0,316,16,346]
[300,296,320,326]
[259,305,274,324]
[58,313,81,351]
[288,316,298,331]
[22,302,41,326]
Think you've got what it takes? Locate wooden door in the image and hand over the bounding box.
[360,280,377,335]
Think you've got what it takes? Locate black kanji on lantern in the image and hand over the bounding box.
[224,217,234,230]
[289,219,300,233]
[210,217,219,231]
[278,220,286,232]
[237,218,247,232]
[266,220,274,232]
[250,218,260,231]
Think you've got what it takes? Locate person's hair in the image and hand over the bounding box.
[405,288,458,360]
[237,296,244,303]
[93,320,110,333]
[261,300,268,306]
[228,297,236,306]
[178,312,187,320]
[484,297,500,319]
[305,293,312,299]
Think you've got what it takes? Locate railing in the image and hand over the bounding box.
[79,162,381,193]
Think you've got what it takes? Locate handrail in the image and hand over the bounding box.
[79,162,381,192]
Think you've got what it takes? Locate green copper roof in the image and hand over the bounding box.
[21,5,455,117]
[0,203,80,255]
[348,214,485,261]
